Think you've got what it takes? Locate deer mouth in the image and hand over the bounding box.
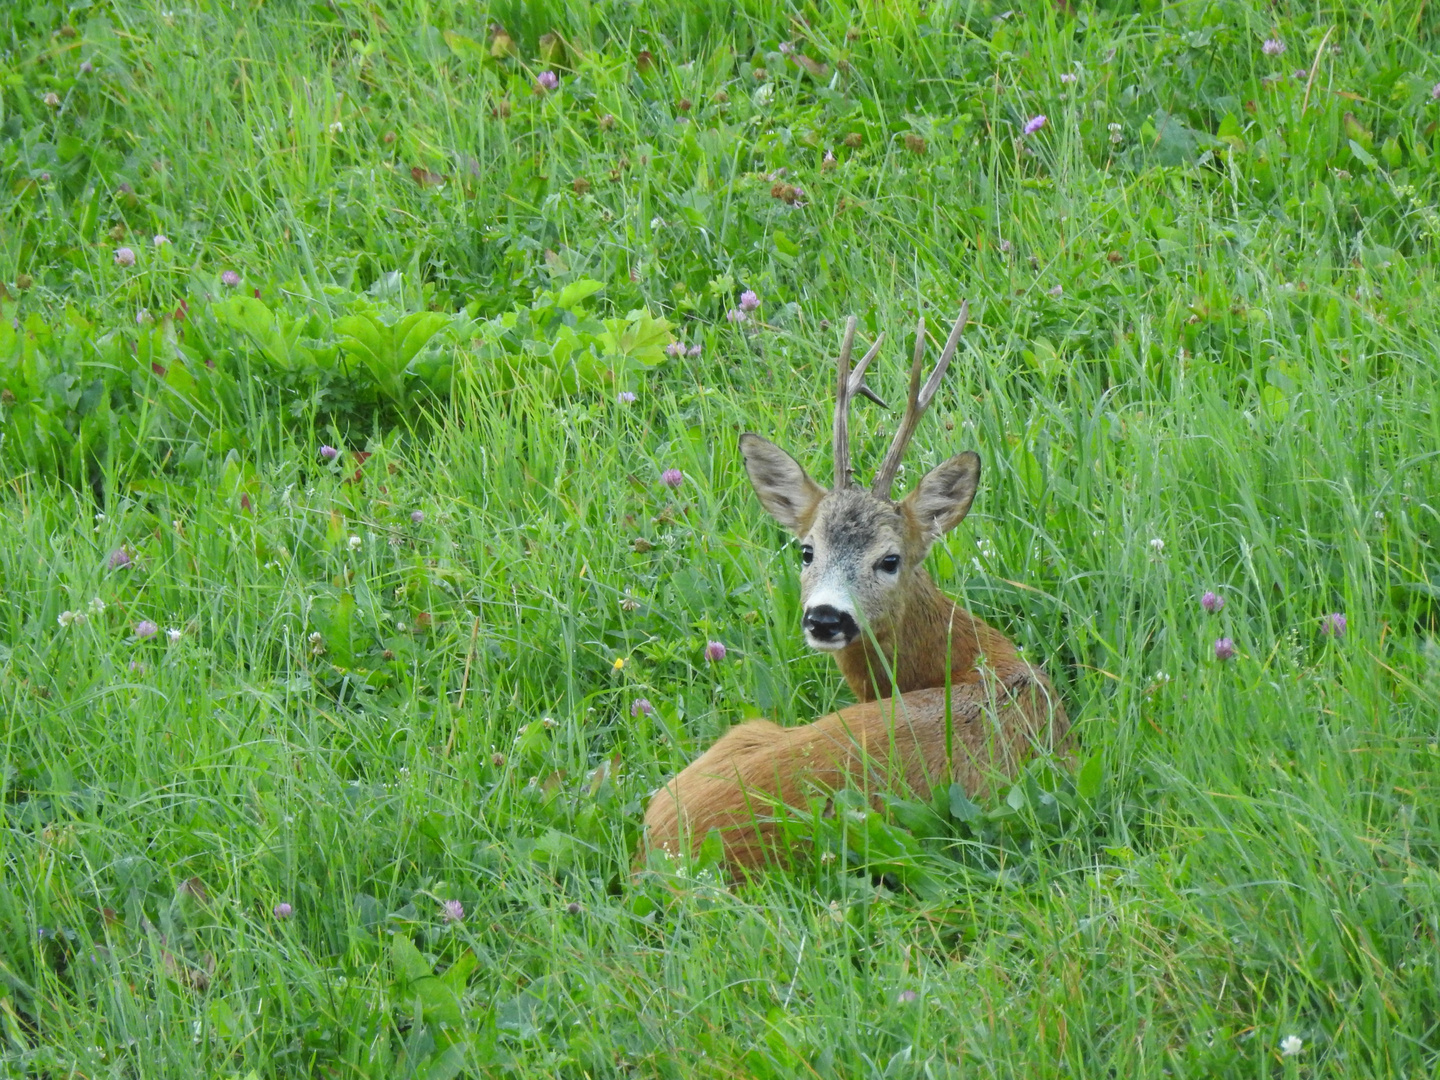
[802,604,860,650]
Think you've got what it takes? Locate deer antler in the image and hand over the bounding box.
[871,302,969,500]
[831,316,887,490]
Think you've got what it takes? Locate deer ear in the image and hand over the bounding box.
[739,433,827,534]
[903,451,980,540]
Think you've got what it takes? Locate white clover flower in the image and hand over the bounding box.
[1280,1035,1302,1056]
[87,597,106,616]
[347,535,362,550]
[166,628,182,644]
[58,610,76,628]
[1149,537,1165,553]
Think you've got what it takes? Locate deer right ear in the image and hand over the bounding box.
[903,450,981,541]
[739,434,827,534]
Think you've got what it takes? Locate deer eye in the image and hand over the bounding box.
[801,545,814,567]
[877,554,901,574]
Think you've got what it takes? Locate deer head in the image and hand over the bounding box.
[739,306,978,657]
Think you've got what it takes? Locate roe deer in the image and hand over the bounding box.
[643,306,1069,869]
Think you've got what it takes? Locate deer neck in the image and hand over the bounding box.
[833,571,998,702]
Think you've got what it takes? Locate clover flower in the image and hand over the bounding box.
[1214,637,1236,662]
[536,71,559,92]
[661,468,684,488]
[631,698,654,717]
[136,620,159,639]
[1022,115,1047,136]
[221,270,240,287]
[1262,38,1286,55]
[114,247,135,267]
[442,899,465,922]
[617,391,637,403]
[273,902,293,919]
[1200,591,1224,613]
[705,640,726,662]
[739,290,760,312]
[1280,1035,1302,1056]
[319,444,340,461]
[410,510,425,524]
[1320,612,1346,637]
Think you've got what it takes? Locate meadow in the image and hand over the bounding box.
[3,0,1440,1075]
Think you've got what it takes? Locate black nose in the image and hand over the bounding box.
[803,604,859,643]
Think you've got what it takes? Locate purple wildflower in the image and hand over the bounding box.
[442,899,465,923]
[631,698,654,717]
[897,989,919,1004]
[686,343,702,358]
[1320,612,1346,637]
[153,234,169,247]
[1293,69,1308,80]
[410,510,425,524]
[1047,284,1064,298]
[109,548,132,570]
[1213,637,1236,662]
[739,290,760,312]
[536,70,559,92]
[665,341,685,358]
[114,247,135,267]
[136,620,159,639]
[1022,114,1047,136]
[617,391,637,403]
[1262,38,1285,56]
[1431,82,1440,101]
[661,468,684,488]
[80,59,93,74]
[705,640,726,662]
[319,444,340,461]
[1200,591,1224,614]
[273,902,293,919]
[221,270,240,287]
[725,308,747,324]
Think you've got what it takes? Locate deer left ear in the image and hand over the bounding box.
[902,451,980,540]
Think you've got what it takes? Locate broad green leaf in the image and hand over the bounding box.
[1077,753,1104,801]
[555,279,605,310]
[396,311,451,367]
[390,935,432,985]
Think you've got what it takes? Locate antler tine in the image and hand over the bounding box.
[832,320,889,489]
[832,316,858,489]
[871,302,969,500]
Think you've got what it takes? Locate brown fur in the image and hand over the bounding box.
[643,670,1066,869]
[642,556,1071,869]
[641,373,1070,870]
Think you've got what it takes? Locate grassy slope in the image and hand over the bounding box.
[3,0,1440,1075]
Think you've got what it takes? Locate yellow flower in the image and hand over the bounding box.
[612,657,625,671]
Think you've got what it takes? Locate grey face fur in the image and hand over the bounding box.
[739,433,981,652]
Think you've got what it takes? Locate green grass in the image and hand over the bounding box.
[3,0,1440,1075]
